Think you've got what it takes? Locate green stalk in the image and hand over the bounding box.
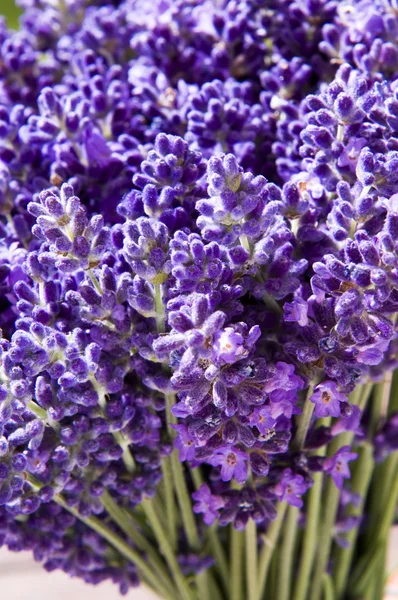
[246,519,258,600]
[196,571,210,600]
[27,400,54,423]
[357,382,373,411]
[142,498,194,600]
[369,378,388,438]
[191,466,229,594]
[165,393,200,550]
[371,543,388,600]
[322,573,335,600]
[309,427,353,600]
[277,506,299,600]
[309,476,340,600]
[257,501,287,599]
[154,282,166,332]
[349,455,398,596]
[378,452,398,521]
[348,543,385,598]
[209,574,224,600]
[101,491,176,597]
[333,443,374,598]
[170,450,199,548]
[388,369,398,415]
[309,383,373,600]
[292,382,316,452]
[161,457,177,551]
[293,421,332,600]
[364,375,396,547]
[90,376,136,473]
[377,459,398,542]
[230,526,244,600]
[113,430,136,473]
[27,473,169,600]
[74,513,175,600]
[153,289,179,552]
[49,490,174,599]
[208,526,230,596]
[154,283,208,597]
[292,471,322,600]
[268,546,279,599]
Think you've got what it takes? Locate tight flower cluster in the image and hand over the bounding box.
[0,0,398,597]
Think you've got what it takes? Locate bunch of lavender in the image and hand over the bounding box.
[0,1,398,599]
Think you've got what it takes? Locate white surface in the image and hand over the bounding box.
[0,547,158,599]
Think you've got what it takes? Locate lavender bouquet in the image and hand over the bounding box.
[0,1,398,599]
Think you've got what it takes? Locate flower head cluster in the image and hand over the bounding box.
[0,0,397,594]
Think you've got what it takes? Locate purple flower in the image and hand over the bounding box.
[248,406,277,436]
[310,381,348,418]
[331,405,362,436]
[208,446,249,484]
[212,327,246,364]
[263,362,304,394]
[192,484,224,526]
[284,298,309,327]
[274,469,310,508]
[269,392,301,419]
[172,424,197,461]
[324,446,358,490]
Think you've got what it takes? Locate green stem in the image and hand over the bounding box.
[372,543,388,600]
[257,501,287,600]
[239,233,250,252]
[268,545,279,599]
[74,512,174,600]
[293,459,328,600]
[191,466,229,594]
[364,376,396,546]
[190,466,203,489]
[277,506,299,600]
[196,571,210,600]
[349,455,398,596]
[27,481,175,600]
[377,458,398,542]
[368,380,385,438]
[161,457,178,551]
[310,476,340,600]
[209,575,224,600]
[113,431,136,473]
[349,543,385,598]
[356,382,373,411]
[154,283,165,332]
[333,443,374,599]
[246,519,258,600]
[358,382,374,411]
[309,383,372,599]
[170,449,199,548]
[230,526,243,600]
[165,393,199,550]
[27,401,60,431]
[292,382,316,452]
[142,498,194,600]
[90,376,136,473]
[101,491,176,598]
[388,369,398,416]
[261,291,282,315]
[88,269,103,295]
[322,573,335,600]
[208,526,230,596]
